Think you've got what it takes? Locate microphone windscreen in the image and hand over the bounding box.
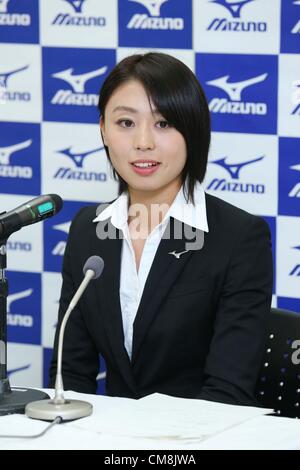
[83,255,104,279]
[49,194,63,213]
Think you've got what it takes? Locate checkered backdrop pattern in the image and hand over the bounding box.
[0,0,299,392]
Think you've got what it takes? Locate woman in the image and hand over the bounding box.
[49,53,273,406]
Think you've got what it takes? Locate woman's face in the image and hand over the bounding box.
[100,80,187,196]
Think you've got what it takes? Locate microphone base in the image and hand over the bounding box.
[25,398,93,421]
[0,387,50,416]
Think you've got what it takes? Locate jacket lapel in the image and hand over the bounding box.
[90,219,137,395]
[131,217,204,365]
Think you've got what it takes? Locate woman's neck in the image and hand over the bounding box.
[127,180,182,236]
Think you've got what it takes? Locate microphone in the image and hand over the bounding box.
[0,194,63,239]
[0,194,63,415]
[25,255,104,422]
[25,256,104,421]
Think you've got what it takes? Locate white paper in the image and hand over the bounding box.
[71,392,272,443]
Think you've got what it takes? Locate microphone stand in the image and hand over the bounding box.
[0,235,49,415]
[25,270,94,421]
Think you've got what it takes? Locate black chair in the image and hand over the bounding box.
[255,307,300,418]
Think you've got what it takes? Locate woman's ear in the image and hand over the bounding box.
[100,116,107,146]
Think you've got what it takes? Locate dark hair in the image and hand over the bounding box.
[98,52,210,204]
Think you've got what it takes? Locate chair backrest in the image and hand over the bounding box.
[255,307,300,418]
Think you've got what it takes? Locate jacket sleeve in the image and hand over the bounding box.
[49,208,100,394]
[197,215,273,406]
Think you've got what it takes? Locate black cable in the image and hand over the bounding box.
[0,416,63,438]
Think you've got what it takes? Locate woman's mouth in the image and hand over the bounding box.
[131,161,161,176]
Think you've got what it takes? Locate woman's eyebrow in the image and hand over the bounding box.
[112,105,160,114]
[112,106,138,113]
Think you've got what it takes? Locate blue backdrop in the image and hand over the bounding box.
[0,0,299,392]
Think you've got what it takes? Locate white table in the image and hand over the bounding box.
[0,389,299,450]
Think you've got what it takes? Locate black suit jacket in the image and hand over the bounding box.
[49,193,273,406]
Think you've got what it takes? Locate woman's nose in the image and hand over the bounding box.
[133,125,155,151]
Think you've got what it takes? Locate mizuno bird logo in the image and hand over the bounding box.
[168,250,189,259]
[7,289,33,313]
[51,66,107,93]
[129,0,168,16]
[210,0,254,18]
[0,139,32,165]
[0,0,10,14]
[62,0,86,13]
[0,65,29,89]
[57,146,104,168]
[206,73,268,101]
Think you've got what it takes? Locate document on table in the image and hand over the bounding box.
[71,392,272,443]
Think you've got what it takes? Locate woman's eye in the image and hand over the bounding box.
[118,119,134,128]
[157,120,169,129]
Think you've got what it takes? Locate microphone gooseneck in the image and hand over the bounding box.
[54,256,104,405]
[25,256,104,422]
